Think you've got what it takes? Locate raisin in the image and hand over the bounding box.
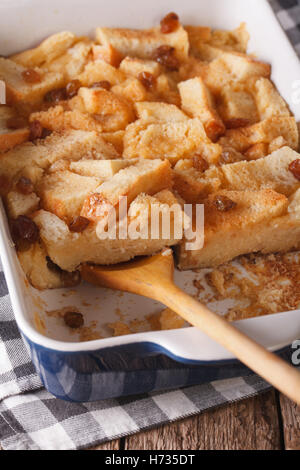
[220,151,231,164]
[69,216,90,233]
[225,118,250,129]
[29,120,43,140]
[153,46,179,71]
[0,175,11,196]
[22,69,41,84]
[160,12,180,34]
[61,270,81,288]
[289,159,300,180]
[138,72,156,90]
[65,80,81,98]
[220,148,243,164]
[205,120,225,142]
[193,155,209,172]
[16,177,34,195]
[46,256,62,273]
[10,216,39,248]
[90,81,111,90]
[6,117,27,129]
[63,311,84,329]
[41,128,52,139]
[214,195,237,212]
[29,120,51,140]
[44,88,67,103]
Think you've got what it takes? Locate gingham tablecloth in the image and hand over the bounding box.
[0,0,299,451]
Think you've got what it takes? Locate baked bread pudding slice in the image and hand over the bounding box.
[81,159,173,222]
[0,130,118,185]
[205,147,300,196]
[95,25,189,61]
[11,32,77,68]
[173,159,221,203]
[0,57,64,106]
[0,12,298,296]
[33,189,187,273]
[123,117,222,164]
[177,189,300,269]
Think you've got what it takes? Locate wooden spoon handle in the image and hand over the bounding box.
[158,282,300,405]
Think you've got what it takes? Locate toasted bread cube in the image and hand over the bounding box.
[185,25,212,40]
[219,117,299,152]
[38,170,101,222]
[135,102,188,122]
[244,143,269,160]
[0,130,117,183]
[201,60,232,94]
[288,188,300,213]
[189,43,227,62]
[268,136,288,154]
[111,78,148,103]
[46,39,93,80]
[70,159,136,179]
[154,74,181,106]
[209,24,249,53]
[218,85,258,123]
[96,26,189,61]
[92,44,123,67]
[119,57,162,77]
[0,58,64,105]
[173,159,221,203]
[202,53,271,94]
[11,32,77,68]
[186,23,249,58]
[179,56,206,82]
[101,130,125,154]
[123,118,222,165]
[18,242,64,290]
[77,87,135,131]
[34,190,184,270]
[78,60,126,87]
[6,191,40,218]
[0,106,29,152]
[206,147,300,196]
[0,125,29,149]
[81,159,173,222]
[179,78,225,141]
[251,77,291,120]
[177,189,290,269]
[30,105,104,134]
[220,52,271,81]
[185,26,212,53]
[126,189,189,245]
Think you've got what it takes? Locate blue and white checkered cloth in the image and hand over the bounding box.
[0,0,299,450]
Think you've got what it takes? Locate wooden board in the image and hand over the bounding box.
[280,394,300,450]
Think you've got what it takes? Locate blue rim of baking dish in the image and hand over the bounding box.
[23,332,293,401]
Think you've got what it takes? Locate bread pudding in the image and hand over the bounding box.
[0,12,300,290]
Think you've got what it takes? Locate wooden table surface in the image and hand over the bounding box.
[0,390,299,450]
[90,391,300,451]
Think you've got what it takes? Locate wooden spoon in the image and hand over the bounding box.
[81,250,300,404]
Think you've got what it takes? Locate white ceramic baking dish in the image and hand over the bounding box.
[0,0,300,401]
